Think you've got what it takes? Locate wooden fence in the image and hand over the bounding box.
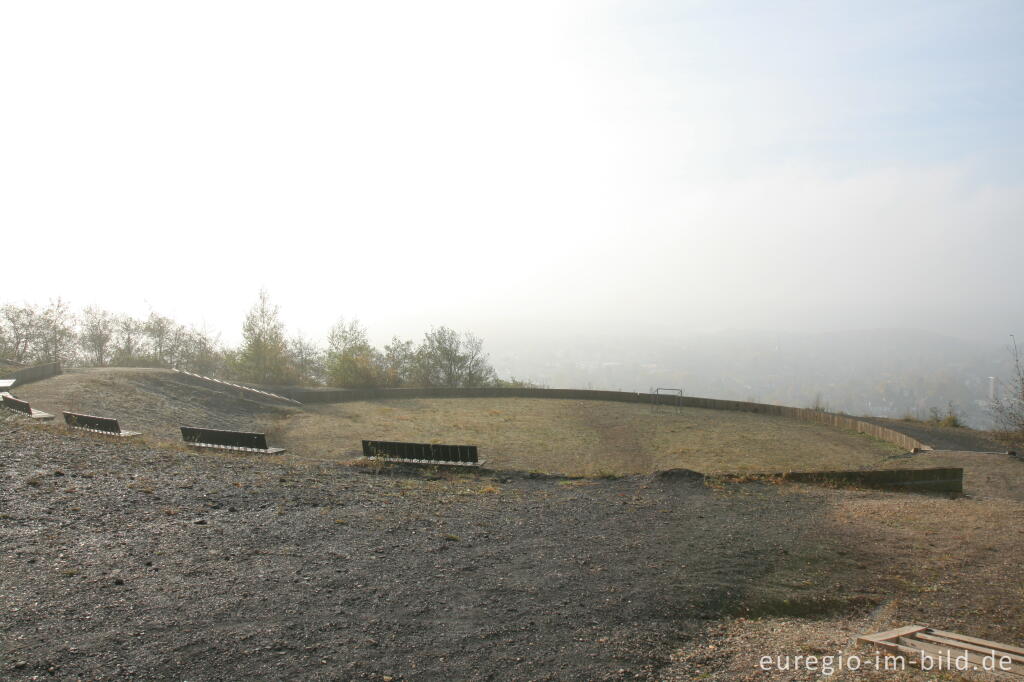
[5,362,62,386]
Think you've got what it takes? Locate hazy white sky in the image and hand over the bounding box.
[2,0,1022,345]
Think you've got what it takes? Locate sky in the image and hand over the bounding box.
[2,0,1022,347]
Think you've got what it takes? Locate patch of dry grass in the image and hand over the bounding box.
[875,449,1024,501]
[276,398,902,476]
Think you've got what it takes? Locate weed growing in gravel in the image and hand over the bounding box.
[557,479,595,487]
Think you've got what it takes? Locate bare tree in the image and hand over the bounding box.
[0,303,42,363]
[144,312,175,366]
[990,335,1024,435]
[414,326,496,388]
[165,322,190,369]
[177,326,223,375]
[80,306,116,366]
[288,333,325,386]
[37,298,77,365]
[380,336,415,387]
[111,314,147,366]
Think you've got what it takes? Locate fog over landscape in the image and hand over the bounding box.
[3,1,1022,426]
[5,5,1024,679]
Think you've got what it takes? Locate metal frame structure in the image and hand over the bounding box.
[650,387,684,412]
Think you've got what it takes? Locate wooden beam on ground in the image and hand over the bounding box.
[860,625,1022,676]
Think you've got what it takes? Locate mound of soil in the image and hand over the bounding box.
[9,368,296,441]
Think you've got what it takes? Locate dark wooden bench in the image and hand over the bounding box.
[63,411,140,437]
[1,393,54,421]
[180,426,286,454]
[361,440,482,467]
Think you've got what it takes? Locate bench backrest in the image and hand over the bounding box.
[64,411,121,434]
[1,394,32,415]
[181,426,269,450]
[362,440,479,463]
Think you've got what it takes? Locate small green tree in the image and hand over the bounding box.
[325,318,379,388]
[235,289,291,384]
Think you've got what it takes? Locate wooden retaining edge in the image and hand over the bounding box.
[6,362,61,387]
[779,467,963,493]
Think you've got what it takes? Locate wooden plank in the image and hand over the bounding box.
[858,624,929,644]
[927,629,1024,657]
[861,627,1022,676]
[917,633,1024,664]
[901,637,993,668]
[901,636,1020,674]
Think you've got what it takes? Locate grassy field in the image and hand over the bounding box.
[12,369,907,476]
[274,398,903,475]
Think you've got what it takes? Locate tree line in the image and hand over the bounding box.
[0,291,523,390]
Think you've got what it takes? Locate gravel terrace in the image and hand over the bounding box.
[2,423,829,681]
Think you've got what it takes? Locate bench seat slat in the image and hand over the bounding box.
[363,456,485,468]
[186,442,286,455]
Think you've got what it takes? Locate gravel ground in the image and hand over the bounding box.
[858,417,1015,453]
[1,422,829,681]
